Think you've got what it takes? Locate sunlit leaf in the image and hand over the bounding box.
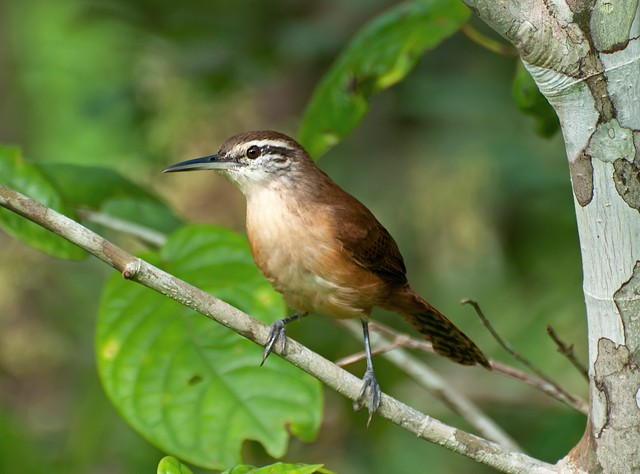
[0,146,86,259]
[221,462,333,474]
[97,225,323,469]
[298,0,470,158]
[157,456,195,474]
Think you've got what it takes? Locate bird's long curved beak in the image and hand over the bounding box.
[163,155,235,173]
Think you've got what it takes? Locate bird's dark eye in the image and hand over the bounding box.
[246,146,260,159]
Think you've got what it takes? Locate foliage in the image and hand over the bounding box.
[158,456,195,474]
[298,0,471,158]
[0,146,181,258]
[97,226,321,469]
[221,462,333,474]
[155,457,334,474]
[0,146,85,259]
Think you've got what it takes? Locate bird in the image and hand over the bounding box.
[164,130,490,423]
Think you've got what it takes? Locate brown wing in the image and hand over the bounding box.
[331,190,408,284]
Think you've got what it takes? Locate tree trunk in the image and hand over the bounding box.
[464,1,640,472]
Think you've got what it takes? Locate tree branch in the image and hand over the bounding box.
[546,325,589,382]
[462,299,588,413]
[368,321,588,415]
[337,319,524,452]
[0,184,557,473]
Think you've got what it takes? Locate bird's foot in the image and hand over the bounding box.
[353,367,382,426]
[261,319,287,366]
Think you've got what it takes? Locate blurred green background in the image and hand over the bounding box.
[0,0,587,472]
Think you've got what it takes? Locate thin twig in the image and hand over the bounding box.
[337,320,524,452]
[0,185,557,473]
[462,299,588,414]
[546,325,589,381]
[78,208,168,247]
[369,320,588,415]
[460,23,518,57]
[335,340,405,367]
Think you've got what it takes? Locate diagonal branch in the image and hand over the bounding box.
[546,325,589,381]
[367,321,588,415]
[336,319,524,452]
[462,299,588,414]
[0,184,557,474]
[77,208,168,247]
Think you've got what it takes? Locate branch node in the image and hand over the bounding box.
[546,325,589,381]
[122,258,142,280]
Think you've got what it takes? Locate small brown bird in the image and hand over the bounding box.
[164,131,489,421]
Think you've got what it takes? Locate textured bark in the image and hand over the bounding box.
[465,1,640,472]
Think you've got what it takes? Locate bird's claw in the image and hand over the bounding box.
[261,320,287,366]
[353,367,382,426]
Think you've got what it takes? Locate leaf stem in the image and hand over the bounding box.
[460,23,518,57]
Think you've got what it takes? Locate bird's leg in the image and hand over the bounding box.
[261,313,307,365]
[353,319,382,425]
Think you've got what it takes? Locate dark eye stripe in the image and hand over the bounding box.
[262,145,294,157]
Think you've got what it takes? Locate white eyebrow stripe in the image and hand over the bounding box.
[247,139,295,150]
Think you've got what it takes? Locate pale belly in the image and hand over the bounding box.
[272,256,367,319]
[245,191,376,319]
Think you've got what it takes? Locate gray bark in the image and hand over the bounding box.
[464,1,640,472]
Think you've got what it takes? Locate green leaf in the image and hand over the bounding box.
[512,62,560,138]
[97,225,323,470]
[157,456,195,474]
[39,163,183,234]
[298,0,471,158]
[0,146,86,259]
[221,462,332,474]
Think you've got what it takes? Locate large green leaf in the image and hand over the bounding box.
[97,225,322,469]
[221,462,333,474]
[0,146,86,259]
[298,0,470,158]
[39,163,183,234]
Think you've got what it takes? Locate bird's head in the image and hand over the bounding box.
[163,131,311,192]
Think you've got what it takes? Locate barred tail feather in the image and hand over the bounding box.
[389,289,490,368]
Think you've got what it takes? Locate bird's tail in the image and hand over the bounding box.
[388,288,490,369]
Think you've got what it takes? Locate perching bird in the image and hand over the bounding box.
[164,131,489,422]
